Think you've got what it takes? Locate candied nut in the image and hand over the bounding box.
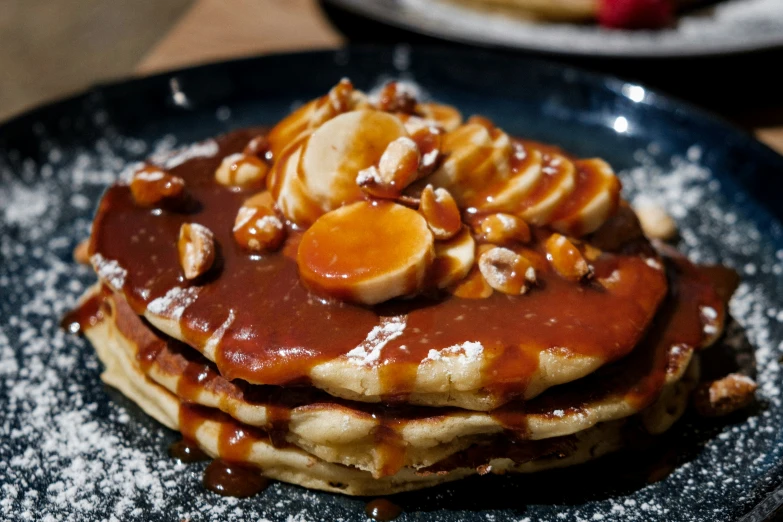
[545,233,591,282]
[233,192,286,252]
[129,165,185,206]
[309,79,356,128]
[478,246,536,295]
[419,185,462,240]
[474,213,531,245]
[215,153,269,187]
[329,78,355,113]
[375,81,418,114]
[635,203,678,241]
[178,223,216,279]
[410,126,442,176]
[693,373,757,417]
[357,137,421,199]
[243,135,272,162]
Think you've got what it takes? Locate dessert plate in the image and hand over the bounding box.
[1,46,783,521]
[324,0,783,57]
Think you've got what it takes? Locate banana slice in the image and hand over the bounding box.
[517,150,577,225]
[266,79,365,158]
[431,227,475,289]
[550,158,621,236]
[269,143,323,226]
[479,147,543,213]
[416,102,463,132]
[428,123,512,208]
[300,110,407,213]
[297,201,434,305]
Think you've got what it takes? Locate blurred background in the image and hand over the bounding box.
[0,0,781,150]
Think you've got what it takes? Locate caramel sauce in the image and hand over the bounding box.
[168,438,209,463]
[365,498,403,521]
[179,402,270,497]
[60,290,107,334]
[372,422,408,477]
[92,129,675,403]
[203,459,270,497]
[101,239,721,476]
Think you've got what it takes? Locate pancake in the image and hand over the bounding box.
[66,80,747,499]
[90,299,697,495]
[89,128,669,411]
[74,244,720,478]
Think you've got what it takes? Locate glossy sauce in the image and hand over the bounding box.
[90,129,676,404]
[168,438,209,463]
[365,498,402,521]
[100,235,722,476]
[203,459,270,497]
[179,403,271,497]
[60,290,108,334]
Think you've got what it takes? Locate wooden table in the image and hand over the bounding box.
[137,0,783,154]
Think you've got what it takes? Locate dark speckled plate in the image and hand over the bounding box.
[1,47,783,522]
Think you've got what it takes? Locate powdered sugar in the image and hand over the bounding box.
[346,316,407,364]
[424,341,484,363]
[149,137,219,169]
[90,253,127,291]
[146,286,201,320]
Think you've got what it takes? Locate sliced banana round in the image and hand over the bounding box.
[431,227,475,289]
[266,79,364,158]
[300,110,407,212]
[516,150,577,225]
[297,201,434,305]
[550,158,621,236]
[269,143,323,226]
[416,102,463,132]
[428,123,513,208]
[480,147,543,213]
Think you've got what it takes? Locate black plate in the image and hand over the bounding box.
[1,47,783,522]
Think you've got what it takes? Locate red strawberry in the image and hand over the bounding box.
[598,0,674,29]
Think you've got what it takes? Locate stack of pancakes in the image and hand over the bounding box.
[72,80,735,496]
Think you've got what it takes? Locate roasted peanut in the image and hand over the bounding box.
[478,246,536,295]
[419,185,461,240]
[474,213,531,245]
[129,165,185,206]
[233,192,286,252]
[178,223,216,279]
[545,233,591,282]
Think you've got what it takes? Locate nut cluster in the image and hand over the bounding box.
[129,164,185,206]
[131,79,626,305]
